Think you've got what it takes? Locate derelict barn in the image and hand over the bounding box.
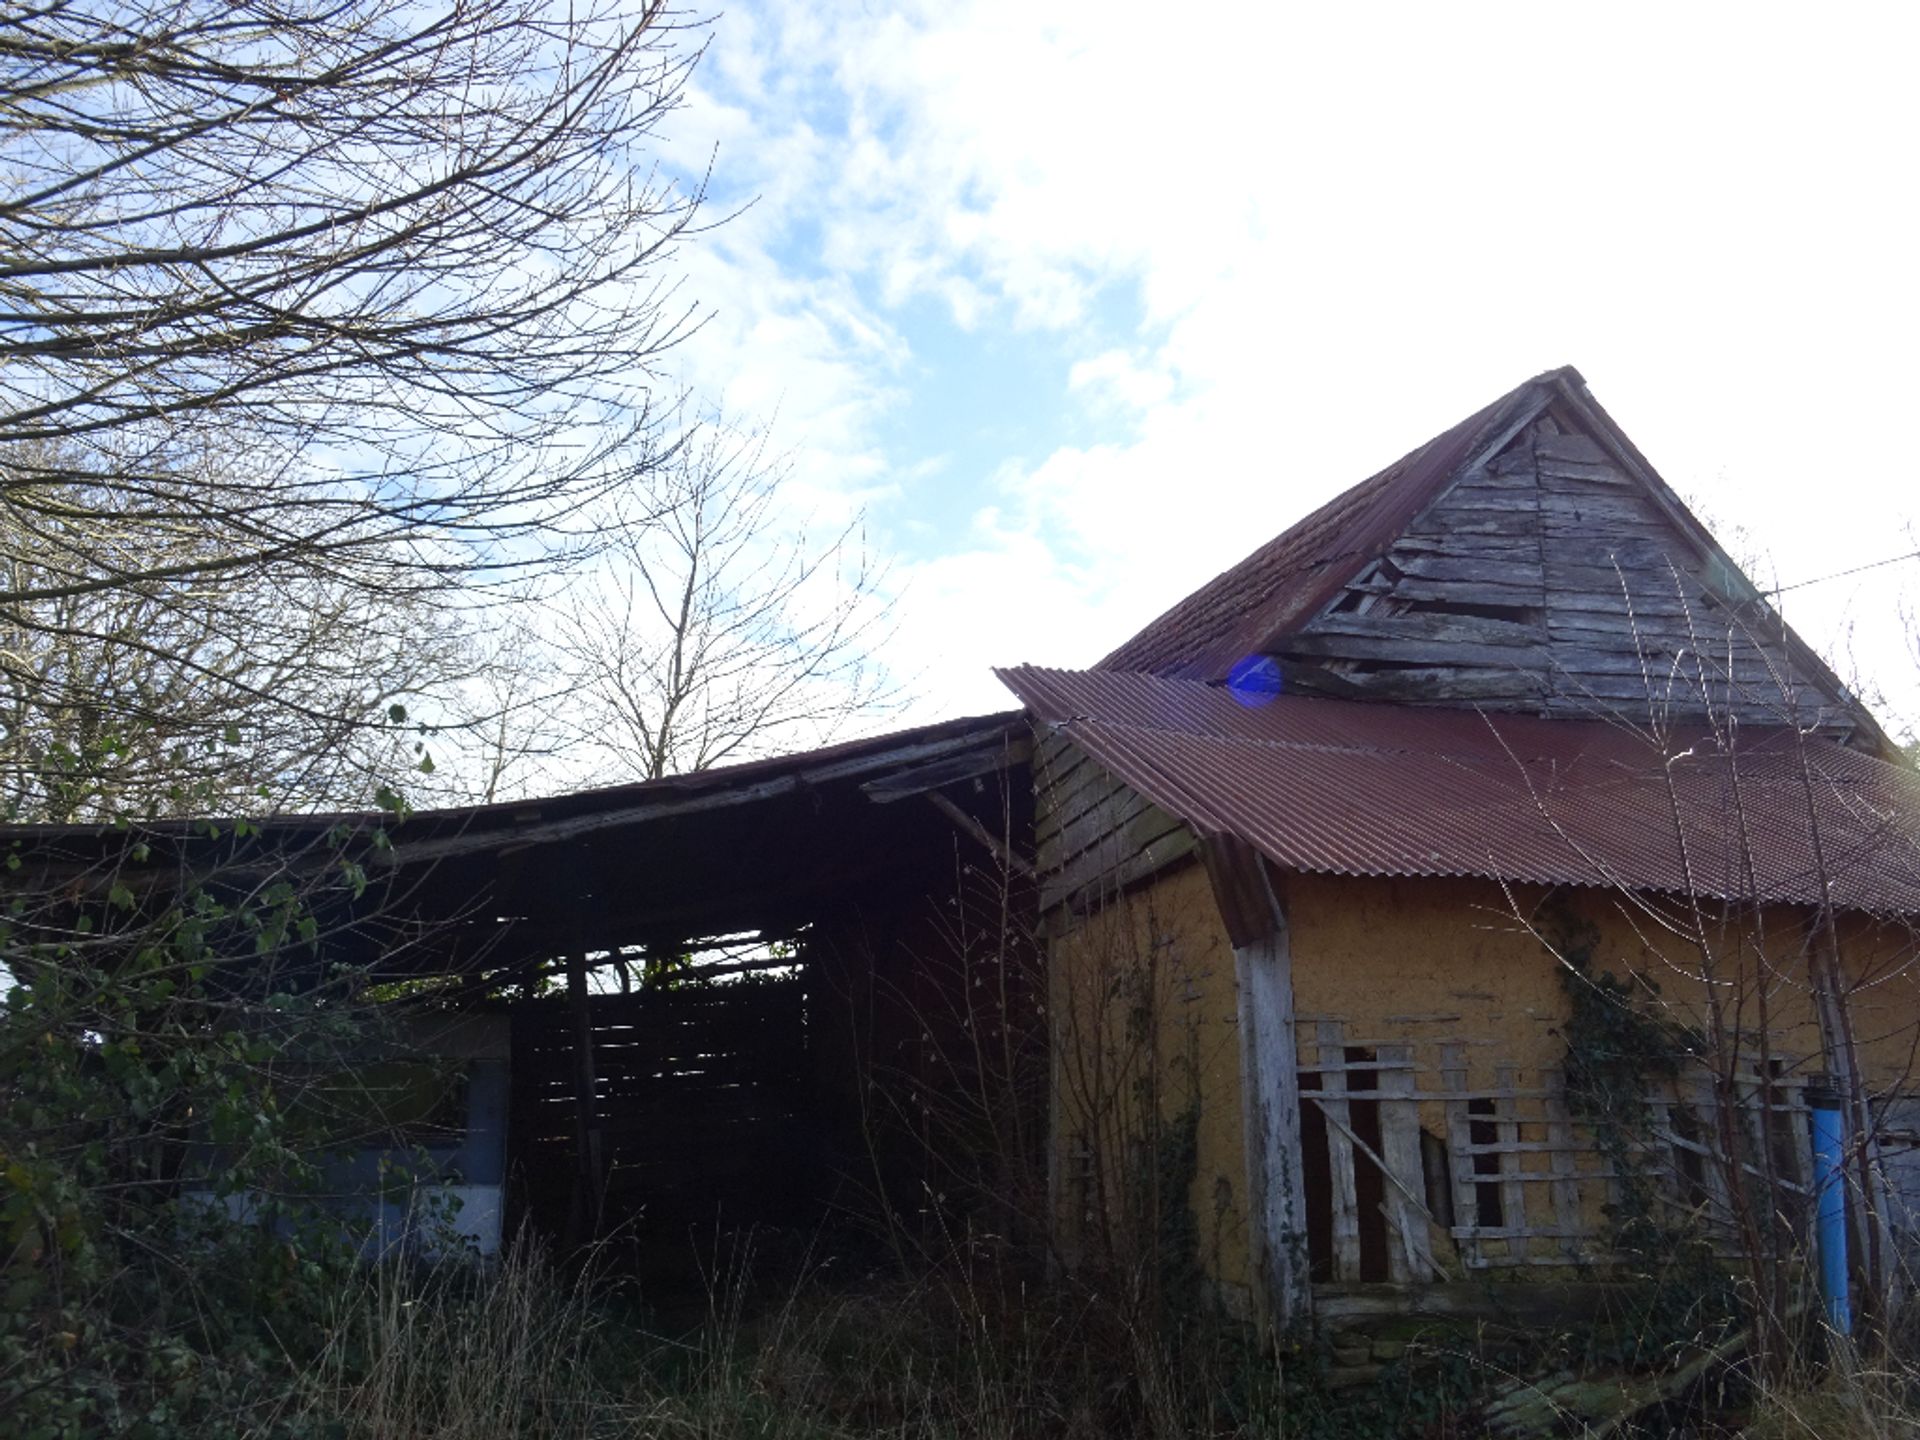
[1003,367,1920,1330]
[13,364,1920,1332]
[9,713,1044,1272]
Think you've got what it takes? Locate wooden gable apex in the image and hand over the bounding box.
[1267,370,1886,748]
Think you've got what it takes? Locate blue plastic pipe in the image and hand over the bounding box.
[1810,1089,1852,1336]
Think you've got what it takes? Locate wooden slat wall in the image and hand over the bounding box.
[1033,729,1196,921]
[1293,1018,1816,1278]
[1273,405,1856,735]
[509,979,814,1244]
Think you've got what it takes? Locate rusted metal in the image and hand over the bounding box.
[1097,371,1571,682]
[998,664,1920,915]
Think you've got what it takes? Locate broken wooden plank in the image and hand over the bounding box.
[1394,555,1546,587]
[1391,531,1546,558]
[1378,1042,1437,1283]
[566,946,607,1246]
[1281,633,1550,668]
[1318,1019,1363,1283]
[1533,431,1609,464]
[1536,458,1633,487]
[1346,574,1547,608]
[861,738,1027,802]
[1328,668,1550,705]
[1442,1043,1480,1271]
[924,791,1034,878]
[1300,608,1546,648]
[1545,1082,1583,1262]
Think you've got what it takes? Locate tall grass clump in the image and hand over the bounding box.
[297,1245,657,1440]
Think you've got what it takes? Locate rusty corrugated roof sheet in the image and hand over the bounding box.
[1096,370,1568,681]
[997,665,1920,915]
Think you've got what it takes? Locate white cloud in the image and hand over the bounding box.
[651,0,1920,733]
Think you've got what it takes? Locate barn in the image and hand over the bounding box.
[13,366,1920,1336]
[8,712,1042,1275]
[998,365,1920,1332]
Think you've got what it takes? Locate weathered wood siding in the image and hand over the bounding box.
[1274,404,1859,735]
[1033,726,1195,922]
[508,980,816,1256]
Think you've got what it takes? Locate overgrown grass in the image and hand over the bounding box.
[294,1248,659,1439]
[291,1246,1920,1440]
[1739,1331,1920,1440]
[274,1237,1510,1440]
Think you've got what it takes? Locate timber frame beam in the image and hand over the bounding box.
[1200,834,1312,1329]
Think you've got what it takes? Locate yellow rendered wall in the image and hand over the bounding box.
[1049,857,1252,1301]
[1049,861,1920,1293]
[1287,871,1920,1098]
[1285,873,1920,1271]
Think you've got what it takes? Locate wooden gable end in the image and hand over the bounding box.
[1270,401,1867,739]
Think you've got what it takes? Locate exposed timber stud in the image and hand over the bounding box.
[565,946,606,1246]
[922,789,1036,878]
[1201,835,1311,1328]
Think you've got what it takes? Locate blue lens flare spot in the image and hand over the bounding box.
[1226,654,1284,707]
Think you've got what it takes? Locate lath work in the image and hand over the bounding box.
[1293,1018,1817,1282]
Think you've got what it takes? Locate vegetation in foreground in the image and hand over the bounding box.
[242,1241,1920,1439]
[17,1201,1920,1440]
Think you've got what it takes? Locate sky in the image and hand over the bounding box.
[649,1,1920,738]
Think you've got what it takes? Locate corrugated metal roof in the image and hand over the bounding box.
[1096,370,1568,680]
[998,665,1920,915]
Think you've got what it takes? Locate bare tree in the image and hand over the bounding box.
[0,0,714,812]
[556,414,896,783]
[428,595,580,805]
[0,443,478,820]
[0,0,700,618]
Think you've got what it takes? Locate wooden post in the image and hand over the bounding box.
[566,947,605,1247]
[1318,1019,1362,1282]
[1544,1076,1582,1263]
[1204,837,1311,1328]
[1441,1043,1479,1269]
[1495,1063,1526,1263]
[1377,1043,1432,1283]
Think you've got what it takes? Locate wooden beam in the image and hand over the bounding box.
[923,790,1035,878]
[1377,1042,1438,1283]
[1302,1086,1453,1283]
[382,723,1023,867]
[1317,1019,1362,1282]
[565,947,605,1247]
[860,737,1029,803]
[1202,836,1311,1329]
